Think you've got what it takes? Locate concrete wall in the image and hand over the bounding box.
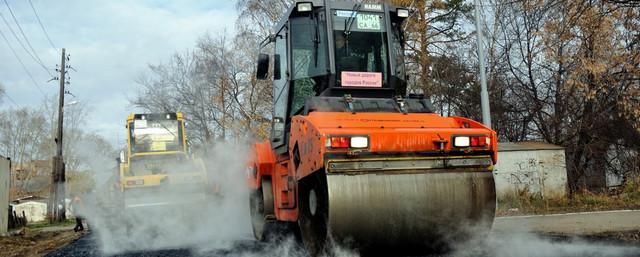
[11,201,48,223]
[1,157,9,234]
[494,148,567,199]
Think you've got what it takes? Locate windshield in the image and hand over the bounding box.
[130,119,182,153]
[333,11,389,87]
[127,154,192,176]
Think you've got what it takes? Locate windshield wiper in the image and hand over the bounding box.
[312,12,320,67]
[344,3,363,37]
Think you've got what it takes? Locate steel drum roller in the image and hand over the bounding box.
[325,170,496,252]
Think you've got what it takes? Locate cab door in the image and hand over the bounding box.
[271,25,290,154]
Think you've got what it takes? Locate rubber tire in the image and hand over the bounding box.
[298,172,330,257]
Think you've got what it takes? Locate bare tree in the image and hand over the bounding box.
[0,83,5,105]
[481,0,640,191]
[132,30,272,147]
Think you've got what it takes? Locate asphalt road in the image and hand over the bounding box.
[46,210,640,257]
[493,210,640,235]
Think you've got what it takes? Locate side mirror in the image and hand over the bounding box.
[119,151,126,163]
[272,117,285,143]
[256,53,269,80]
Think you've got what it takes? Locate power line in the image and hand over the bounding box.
[3,0,47,65]
[2,0,53,76]
[28,0,57,52]
[2,91,21,108]
[0,27,47,97]
[0,13,42,70]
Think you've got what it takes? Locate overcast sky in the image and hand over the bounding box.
[0,0,238,146]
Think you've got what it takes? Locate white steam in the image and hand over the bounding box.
[71,139,639,257]
[454,232,639,257]
[451,223,640,257]
[77,141,254,254]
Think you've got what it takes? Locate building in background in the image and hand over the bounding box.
[10,196,49,223]
[1,156,10,234]
[494,142,568,199]
[11,160,51,197]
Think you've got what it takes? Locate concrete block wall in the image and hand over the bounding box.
[494,143,568,199]
[0,157,9,234]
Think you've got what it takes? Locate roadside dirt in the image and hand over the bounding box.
[588,230,640,244]
[0,228,84,257]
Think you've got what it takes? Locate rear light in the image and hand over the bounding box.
[454,136,489,148]
[326,135,369,149]
[126,179,144,186]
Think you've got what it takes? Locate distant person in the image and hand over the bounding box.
[72,194,85,232]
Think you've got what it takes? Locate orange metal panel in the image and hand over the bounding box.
[258,111,497,223]
[248,141,276,189]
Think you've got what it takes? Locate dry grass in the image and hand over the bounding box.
[497,176,640,216]
[0,225,83,257]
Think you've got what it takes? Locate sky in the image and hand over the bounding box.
[0,0,238,146]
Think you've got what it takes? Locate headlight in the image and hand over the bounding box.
[350,136,369,148]
[453,136,470,147]
[453,136,489,147]
[397,8,409,18]
[297,2,313,12]
[326,135,369,149]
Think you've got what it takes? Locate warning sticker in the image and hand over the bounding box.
[341,71,382,87]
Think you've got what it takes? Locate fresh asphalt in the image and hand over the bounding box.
[47,210,640,257]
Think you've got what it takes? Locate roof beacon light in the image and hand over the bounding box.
[397,8,409,18]
[297,2,313,12]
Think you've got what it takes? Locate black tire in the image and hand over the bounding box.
[298,172,330,257]
[250,178,276,241]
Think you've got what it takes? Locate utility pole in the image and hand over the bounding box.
[474,0,492,129]
[49,48,66,222]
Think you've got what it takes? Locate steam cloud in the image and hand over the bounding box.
[452,229,640,257]
[76,141,253,254]
[72,139,639,257]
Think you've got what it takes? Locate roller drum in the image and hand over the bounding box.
[326,170,496,253]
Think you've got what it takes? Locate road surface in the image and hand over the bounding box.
[493,209,640,235]
[46,210,640,257]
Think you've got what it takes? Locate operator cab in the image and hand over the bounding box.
[127,113,185,155]
[124,113,189,176]
[257,1,431,152]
